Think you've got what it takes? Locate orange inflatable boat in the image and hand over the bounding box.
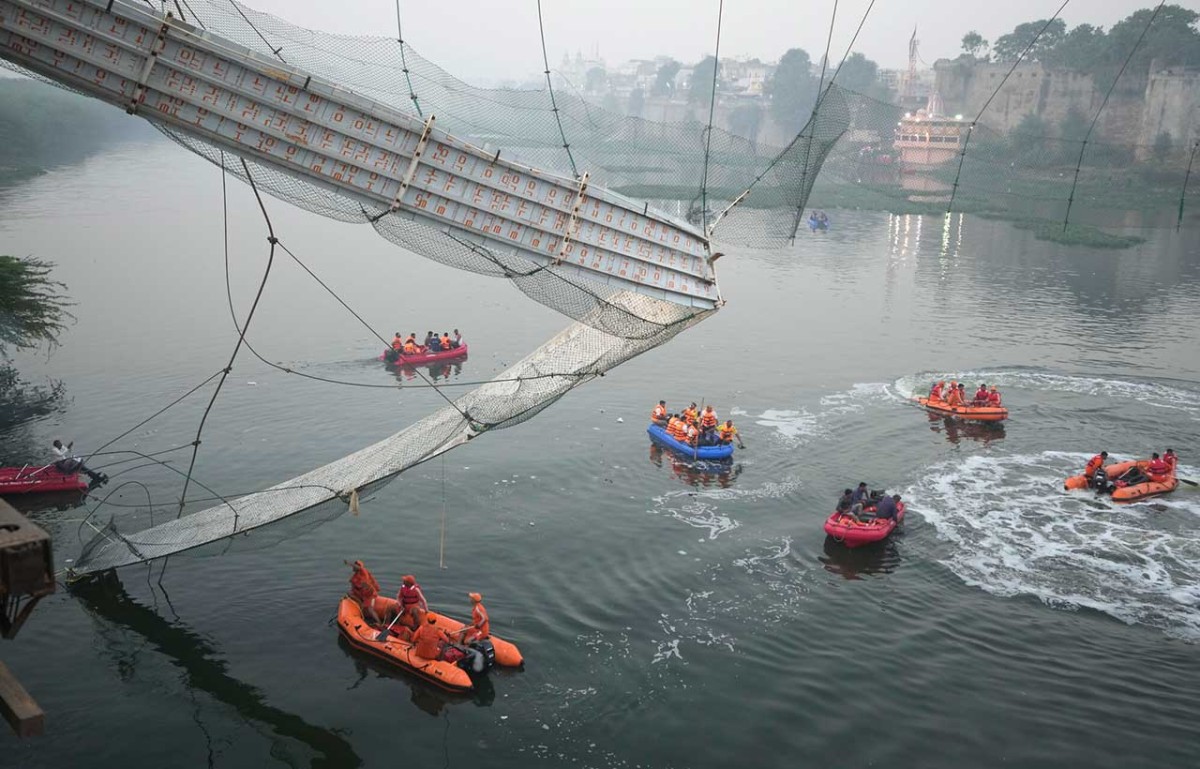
[337,596,523,692]
[1064,459,1177,502]
[913,396,1008,423]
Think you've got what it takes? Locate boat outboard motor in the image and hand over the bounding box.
[470,640,496,672]
[1091,471,1110,493]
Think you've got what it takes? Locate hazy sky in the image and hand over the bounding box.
[242,0,1165,83]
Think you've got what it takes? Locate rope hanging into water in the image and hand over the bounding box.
[1062,1,1165,232]
[946,0,1072,214]
[699,0,724,235]
[175,157,278,521]
[1179,140,1199,232]
[393,0,424,118]
[536,0,580,179]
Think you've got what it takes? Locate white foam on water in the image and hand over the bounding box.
[647,491,741,539]
[752,383,894,447]
[907,451,1200,640]
[900,370,1200,419]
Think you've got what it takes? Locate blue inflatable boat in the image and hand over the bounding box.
[647,425,735,460]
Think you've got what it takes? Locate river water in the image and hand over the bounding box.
[2,141,1199,768]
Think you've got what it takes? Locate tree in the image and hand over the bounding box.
[1009,112,1052,161]
[961,31,989,58]
[688,56,719,106]
[728,103,762,142]
[1153,131,1173,162]
[652,59,680,98]
[627,87,645,117]
[584,66,607,94]
[993,18,1067,62]
[1103,5,1200,89]
[1041,23,1107,71]
[837,52,880,93]
[766,48,818,129]
[0,256,71,354]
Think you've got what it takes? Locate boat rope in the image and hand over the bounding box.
[946,0,1072,214]
[394,0,424,118]
[536,0,580,179]
[1179,140,1200,232]
[176,157,277,521]
[699,0,725,235]
[1063,1,1166,232]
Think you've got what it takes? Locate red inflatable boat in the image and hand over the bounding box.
[380,344,468,366]
[823,502,906,548]
[0,464,88,495]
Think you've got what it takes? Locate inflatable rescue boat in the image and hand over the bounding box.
[380,344,469,366]
[337,596,522,693]
[1064,459,1177,502]
[823,502,906,548]
[647,424,735,460]
[913,396,1007,423]
[0,465,88,495]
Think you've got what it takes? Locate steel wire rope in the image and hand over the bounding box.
[226,0,285,62]
[218,164,474,422]
[85,370,224,462]
[536,0,581,179]
[789,0,841,240]
[1062,1,1165,232]
[699,0,725,234]
[1179,140,1200,231]
[945,1,1072,214]
[712,0,876,236]
[175,157,278,522]
[393,0,424,118]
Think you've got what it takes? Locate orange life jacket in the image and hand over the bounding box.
[1085,455,1104,478]
[349,567,380,602]
[403,342,417,354]
[683,407,697,423]
[471,603,490,639]
[718,424,736,441]
[440,335,451,349]
[392,338,403,351]
[945,389,964,407]
[700,409,718,428]
[987,391,1001,405]
[652,404,667,421]
[412,622,446,659]
[1146,459,1171,480]
[399,582,424,607]
[670,419,687,441]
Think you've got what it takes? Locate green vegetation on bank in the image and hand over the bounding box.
[0,255,72,429]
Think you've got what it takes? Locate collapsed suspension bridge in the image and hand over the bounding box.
[0,0,850,574]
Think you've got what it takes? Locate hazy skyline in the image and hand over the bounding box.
[242,0,1163,84]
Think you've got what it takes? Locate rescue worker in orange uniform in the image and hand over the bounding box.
[397,574,429,629]
[929,381,945,401]
[700,405,718,431]
[1163,448,1178,471]
[403,338,418,355]
[683,403,698,424]
[1146,452,1171,483]
[412,614,449,660]
[454,592,490,644]
[440,332,452,350]
[651,400,669,426]
[349,560,382,624]
[987,386,1002,406]
[684,420,700,447]
[945,384,964,407]
[391,333,404,352]
[973,384,989,405]
[669,414,688,441]
[1084,451,1108,480]
[718,419,744,448]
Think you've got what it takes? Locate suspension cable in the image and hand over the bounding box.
[1178,140,1199,232]
[535,0,580,179]
[699,0,725,235]
[394,0,424,118]
[946,1,1071,214]
[1063,1,1164,231]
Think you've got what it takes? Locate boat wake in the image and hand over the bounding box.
[751,383,894,447]
[898,369,1200,419]
[906,451,1200,640]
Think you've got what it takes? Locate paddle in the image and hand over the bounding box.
[1179,477,1198,487]
[375,606,409,641]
